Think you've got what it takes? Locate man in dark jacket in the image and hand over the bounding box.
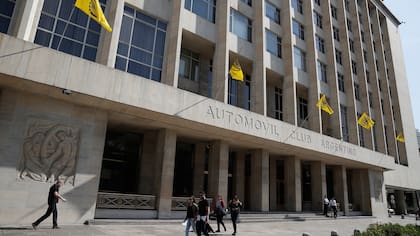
[32,180,66,229]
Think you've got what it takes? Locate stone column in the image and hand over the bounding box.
[138,131,158,195]
[161,0,184,87]
[311,162,326,211]
[207,141,229,201]
[10,0,44,41]
[154,129,177,218]
[250,149,269,211]
[333,166,349,215]
[285,157,301,211]
[394,190,406,215]
[192,143,206,196]
[234,151,245,202]
[368,170,387,218]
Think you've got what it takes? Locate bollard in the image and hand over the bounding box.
[331,230,338,236]
[353,229,361,236]
[302,233,310,236]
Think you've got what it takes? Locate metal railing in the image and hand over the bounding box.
[96,192,156,210]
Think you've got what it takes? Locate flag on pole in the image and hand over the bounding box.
[75,0,112,32]
[396,132,405,143]
[358,112,375,130]
[229,59,244,81]
[316,95,334,115]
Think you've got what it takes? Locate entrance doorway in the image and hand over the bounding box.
[275,159,285,210]
[301,162,312,211]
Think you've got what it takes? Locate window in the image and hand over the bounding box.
[294,47,306,71]
[347,19,352,32]
[376,59,379,71]
[266,30,282,58]
[369,91,373,107]
[358,11,363,24]
[230,9,252,42]
[340,105,349,141]
[34,0,107,62]
[337,72,345,92]
[184,0,216,23]
[317,60,327,83]
[314,0,320,6]
[0,0,15,34]
[292,0,303,14]
[229,74,251,110]
[335,49,342,65]
[349,38,355,53]
[363,50,368,62]
[275,87,283,120]
[352,60,357,74]
[365,70,370,83]
[354,83,360,100]
[361,30,365,42]
[379,79,382,91]
[298,97,308,124]
[240,0,252,6]
[313,11,323,29]
[333,26,340,41]
[358,119,365,147]
[344,0,350,12]
[179,48,200,81]
[315,35,325,53]
[293,19,305,40]
[331,5,337,20]
[266,1,281,24]
[115,6,167,82]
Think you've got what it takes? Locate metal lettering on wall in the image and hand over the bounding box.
[18,120,80,184]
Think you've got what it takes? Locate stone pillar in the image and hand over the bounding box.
[161,0,184,87]
[154,129,177,218]
[285,157,301,211]
[234,151,245,202]
[208,141,229,201]
[333,166,349,215]
[368,170,387,218]
[212,0,229,103]
[311,162,326,211]
[138,131,158,195]
[250,149,269,211]
[10,0,44,41]
[192,143,206,196]
[394,190,406,215]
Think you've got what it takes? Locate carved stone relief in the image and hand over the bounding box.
[19,120,80,184]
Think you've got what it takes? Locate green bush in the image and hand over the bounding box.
[360,223,420,236]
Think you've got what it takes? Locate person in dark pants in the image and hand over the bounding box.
[215,195,226,232]
[229,195,242,236]
[323,196,329,217]
[32,180,66,229]
[196,192,210,236]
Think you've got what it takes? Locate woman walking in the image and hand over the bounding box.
[229,195,242,235]
[184,196,197,236]
[215,195,226,232]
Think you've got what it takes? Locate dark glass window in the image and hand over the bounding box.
[184,0,216,23]
[266,30,282,58]
[230,9,252,42]
[0,0,16,34]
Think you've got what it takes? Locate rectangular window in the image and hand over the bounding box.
[354,83,360,100]
[340,105,349,141]
[358,118,365,147]
[349,38,355,53]
[317,60,327,83]
[179,48,200,81]
[266,1,281,24]
[266,30,282,58]
[229,74,251,110]
[333,26,340,41]
[230,9,252,42]
[115,6,167,82]
[240,0,252,6]
[344,0,350,12]
[0,0,15,34]
[313,11,323,29]
[34,0,107,62]
[293,19,305,40]
[365,70,370,83]
[274,87,283,120]
[314,0,320,6]
[294,47,306,71]
[376,59,379,71]
[352,60,357,74]
[363,50,368,62]
[331,5,337,20]
[335,49,342,65]
[184,0,216,23]
[315,35,325,54]
[369,91,373,107]
[361,30,365,42]
[347,19,352,32]
[337,72,345,92]
[298,97,308,125]
[292,0,303,14]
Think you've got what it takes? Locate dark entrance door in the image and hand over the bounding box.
[326,166,334,199]
[173,142,194,197]
[301,162,312,211]
[276,160,285,210]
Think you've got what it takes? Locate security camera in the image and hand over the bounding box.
[62,89,72,95]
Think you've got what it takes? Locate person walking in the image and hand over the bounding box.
[329,197,338,219]
[196,192,210,236]
[215,195,226,232]
[323,195,329,217]
[184,196,198,236]
[32,180,66,229]
[229,195,242,235]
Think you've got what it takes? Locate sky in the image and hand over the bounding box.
[383,0,420,129]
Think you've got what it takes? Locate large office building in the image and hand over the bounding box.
[0,0,419,224]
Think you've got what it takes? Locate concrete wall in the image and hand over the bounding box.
[0,88,107,225]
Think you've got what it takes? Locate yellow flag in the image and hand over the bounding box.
[396,132,405,143]
[358,112,375,130]
[316,95,334,115]
[75,0,112,32]
[229,59,244,81]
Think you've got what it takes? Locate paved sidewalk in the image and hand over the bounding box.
[1,215,418,236]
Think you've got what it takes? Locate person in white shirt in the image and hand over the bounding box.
[323,196,329,217]
[329,197,338,218]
